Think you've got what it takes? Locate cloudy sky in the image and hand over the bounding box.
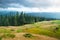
[0,0,60,12]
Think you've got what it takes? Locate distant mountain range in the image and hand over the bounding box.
[26,12,60,19]
[0,10,60,19]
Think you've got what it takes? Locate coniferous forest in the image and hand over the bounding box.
[0,11,55,26]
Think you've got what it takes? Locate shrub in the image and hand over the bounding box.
[10,29,15,31]
[23,33,33,38]
[0,36,2,40]
[2,33,15,38]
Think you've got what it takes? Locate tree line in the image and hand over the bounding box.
[0,11,55,26]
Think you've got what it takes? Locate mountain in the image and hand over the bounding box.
[26,12,60,19]
[0,10,60,19]
[0,10,18,15]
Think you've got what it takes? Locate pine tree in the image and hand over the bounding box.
[4,15,10,26]
[19,12,25,25]
[14,12,19,26]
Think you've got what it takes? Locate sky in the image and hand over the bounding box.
[0,0,60,12]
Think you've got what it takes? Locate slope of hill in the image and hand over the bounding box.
[0,20,60,40]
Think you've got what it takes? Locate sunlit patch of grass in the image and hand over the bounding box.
[16,29,23,33]
[24,27,54,35]
[0,28,12,33]
[24,27,41,34]
[24,27,60,39]
[52,20,60,24]
[2,33,15,38]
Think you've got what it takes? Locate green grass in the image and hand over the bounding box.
[2,33,15,38]
[16,29,23,33]
[52,20,60,24]
[24,27,60,39]
[0,29,12,33]
[0,20,60,39]
[0,33,15,40]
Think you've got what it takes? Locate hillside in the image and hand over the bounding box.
[0,20,60,40]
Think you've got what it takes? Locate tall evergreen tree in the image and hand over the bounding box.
[19,12,25,25]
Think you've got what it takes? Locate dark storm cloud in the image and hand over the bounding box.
[0,0,32,8]
[0,0,51,8]
[0,0,59,8]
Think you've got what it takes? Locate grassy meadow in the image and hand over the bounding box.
[0,20,60,40]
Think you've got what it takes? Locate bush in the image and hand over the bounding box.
[23,33,33,38]
[2,33,15,38]
[0,36,2,40]
[10,29,15,31]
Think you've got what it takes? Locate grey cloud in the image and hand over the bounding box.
[0,0,52,8]
[0,0,28,8]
